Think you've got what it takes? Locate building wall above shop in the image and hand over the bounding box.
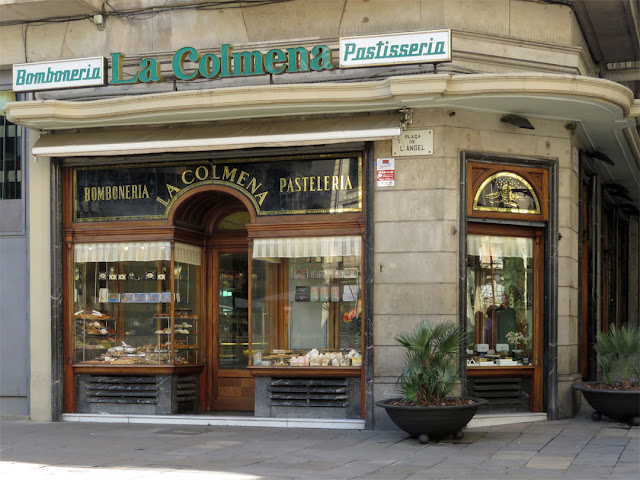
[0,0,591,77]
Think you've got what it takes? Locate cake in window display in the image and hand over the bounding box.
[259,348,362,367]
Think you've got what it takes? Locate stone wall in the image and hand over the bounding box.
[0,0,592,85]
[371,109,575,428]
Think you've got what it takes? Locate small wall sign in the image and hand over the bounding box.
[392,129,433,156]
[376,158,395,187]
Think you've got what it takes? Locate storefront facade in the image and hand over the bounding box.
[1,0,638,428]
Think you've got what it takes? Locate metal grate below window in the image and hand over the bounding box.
[468,377,530,412]
[86,376,159,405]
[269,378,349,408]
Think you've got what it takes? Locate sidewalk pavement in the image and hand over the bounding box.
[1,406,638,480]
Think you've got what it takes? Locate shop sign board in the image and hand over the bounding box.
[73,153,362,222]
[12,44,333,92]
[12,57,106,92]
[376,158,395,187]
[340,30,451,68]
[111,44,334,84]
[392,129,433,156]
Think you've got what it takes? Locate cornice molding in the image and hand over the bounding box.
[7,73,636,131]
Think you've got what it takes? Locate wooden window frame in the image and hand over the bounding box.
[467,162,549,222]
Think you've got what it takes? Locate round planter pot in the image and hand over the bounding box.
[572,382,640,425]
[375,397,488,441]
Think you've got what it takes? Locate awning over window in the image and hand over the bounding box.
[74,242,172,263]
[74,241,201,265]
[253,236,361,259]
[174,243,202,266]
[467,235,533,260]
[32,114,401,157]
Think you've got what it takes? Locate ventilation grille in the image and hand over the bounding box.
[269,378,349,408]
[468,377,530,412]
[86,376,159,404]
[176,376,198,408]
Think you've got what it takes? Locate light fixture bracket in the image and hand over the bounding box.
[400,108,413,131]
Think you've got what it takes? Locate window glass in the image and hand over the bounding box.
[1,116,22,200]
[473,172,539,214]
[466,235,534,366]
[218,253,249,369]
[251,236,362,367]
[73,242,201,365]
[217,211,250,230]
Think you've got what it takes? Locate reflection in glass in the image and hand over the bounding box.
[251,236,362,367]
[218,253,249,369]
[73,242,201,366]
[467,235,534,367]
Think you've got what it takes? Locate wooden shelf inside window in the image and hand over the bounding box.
[247,366,361,377]
[73,364,204,375]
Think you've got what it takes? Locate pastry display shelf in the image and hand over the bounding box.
[73,364,205,375]
[248,366,361,377]
[76,333,116,336]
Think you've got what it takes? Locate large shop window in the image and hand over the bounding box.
[73,241,202,366]
[251,236,363,367]
[466,235,534,366]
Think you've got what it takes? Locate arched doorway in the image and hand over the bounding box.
[170,187,254,411]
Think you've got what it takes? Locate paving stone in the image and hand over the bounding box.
[588,436,631,446]
[523,423,566,435]
[564,465,614,479]
[525,455,573,469]
[598,427,633,437]
[357,463,424,479]
[572,453,621,467]
[610,462,640,480]
[492,450,537,461]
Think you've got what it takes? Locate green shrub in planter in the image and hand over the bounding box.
[595,324,640,389]
[395,320,462,405]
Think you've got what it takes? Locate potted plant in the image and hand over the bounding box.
[376,320,487,443]
[572,324,640,425]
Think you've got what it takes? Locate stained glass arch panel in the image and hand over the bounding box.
[473,172,540,215]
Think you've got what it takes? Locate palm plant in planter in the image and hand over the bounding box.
[375,320,487,443]
[572,324,640,425]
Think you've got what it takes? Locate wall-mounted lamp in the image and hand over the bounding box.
[589,150,615,166]
[565,122,577,135]
[500,115,535,130]
[92,14,106,31]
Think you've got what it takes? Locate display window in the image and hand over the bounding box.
[72,241,202,366]
[465,159,548,413]
[250,236,363,368]
[466,235,534,367]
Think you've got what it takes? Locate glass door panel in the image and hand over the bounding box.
[467,234,534,365]
[218,253,249,369]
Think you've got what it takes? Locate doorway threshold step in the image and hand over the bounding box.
[62,413,365,430]
[467,412,547,428]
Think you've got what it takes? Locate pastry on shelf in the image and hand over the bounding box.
[74,308,112,321]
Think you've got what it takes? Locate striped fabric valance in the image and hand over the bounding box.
[253,236,361,259]
[74,241,201,265]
